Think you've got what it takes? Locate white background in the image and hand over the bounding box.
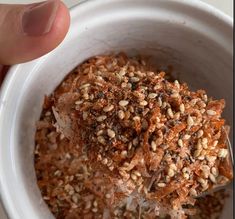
[0,0,233,218]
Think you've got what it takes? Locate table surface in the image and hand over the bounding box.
[0,0,233,218]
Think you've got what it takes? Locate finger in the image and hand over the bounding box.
[0,0,70,65]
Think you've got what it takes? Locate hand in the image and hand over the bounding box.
[0,0,70,85]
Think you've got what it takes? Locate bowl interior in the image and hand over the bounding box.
[0,1,233,219]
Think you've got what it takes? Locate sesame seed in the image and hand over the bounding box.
[209,173,217,183]
[213,140,218,147]
[118,170,130,179]
[131,173,138,181]
[184,134,191,140]
[197,177,207,185]
[127,83,132,89]
[85,201,91,209]
[107,159,113,167]
[96,75,103,80]
[187,115,194,127]
[201,109,206,114]
[123,162,130,167]
[114,209,119,216]
[133,137,139,146]
[151,141,157,151]
[201,165,210,178]
[183,172,190,179]
[45,111,51,116]
[167,108,174,118]
[190,188,197,197]
[138,185,143,193]
[105,194,111,199]
[118,110,125,119]
[148,93,158,99]
[190,99,198,106]
[206,110,216,116]
[71,195,78,203]
[162,102,167,108]
[125,110,131,120]
[202,138,208,149]
[164,176,170,183]
[96,115,107,122]
[194,149,202,157]
[174,80,180,89]
[199,101,207,108]
[94,82,103,87]
[128,142,132,150]
[218,148,228,158]
[103,105,114,112]
[108,165,114,171]
[143,186,148,194]
[182,167,190,173]
[174,112,180,120]
[179,103,185,113]
[197,130,204,138]
[121,150,127,158]
[54,170,61,176]
[203,94,208,102]
[97,130,104,136]
[92,208,98,213]
[157,183,166,188]
[121,82,127,88]
[158,97,162,107]
[178,139,183,147]
[119,68,126,76]
[80,83,90,89]
[83,93,89,100]
[107,129,115,138]
[139,100,148,106]
[211,167,219,177]
[97,154,102,161]
[133,116,141,121]
[168,168,175,177]
[132,170,141,177]
[196,139,202,150]
[154,84,161,90]
[82,112,88,120]
[197,155,205,160]
[75,100,83,105]
[130,77,140,82]
[97,136,105,145]
[170,164,177,171]
[93,200,98,207]
[119,100,129,107]
[102,158,108,165]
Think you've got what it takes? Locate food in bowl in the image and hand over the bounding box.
[34,53,233,219]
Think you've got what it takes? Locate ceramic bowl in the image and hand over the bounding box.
[0,0,233,218]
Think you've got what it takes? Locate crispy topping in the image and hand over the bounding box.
[34,53,232,219]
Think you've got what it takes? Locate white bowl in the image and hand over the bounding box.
[0,0,233,219]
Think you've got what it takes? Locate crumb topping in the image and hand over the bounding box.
[35,53,232,219]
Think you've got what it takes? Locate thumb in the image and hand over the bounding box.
[0,0,70,65]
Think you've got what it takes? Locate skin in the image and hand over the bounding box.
[0,0,70,85]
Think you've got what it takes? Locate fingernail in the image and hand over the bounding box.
[22,0,60,36]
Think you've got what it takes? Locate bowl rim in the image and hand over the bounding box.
[0,0,233,219]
